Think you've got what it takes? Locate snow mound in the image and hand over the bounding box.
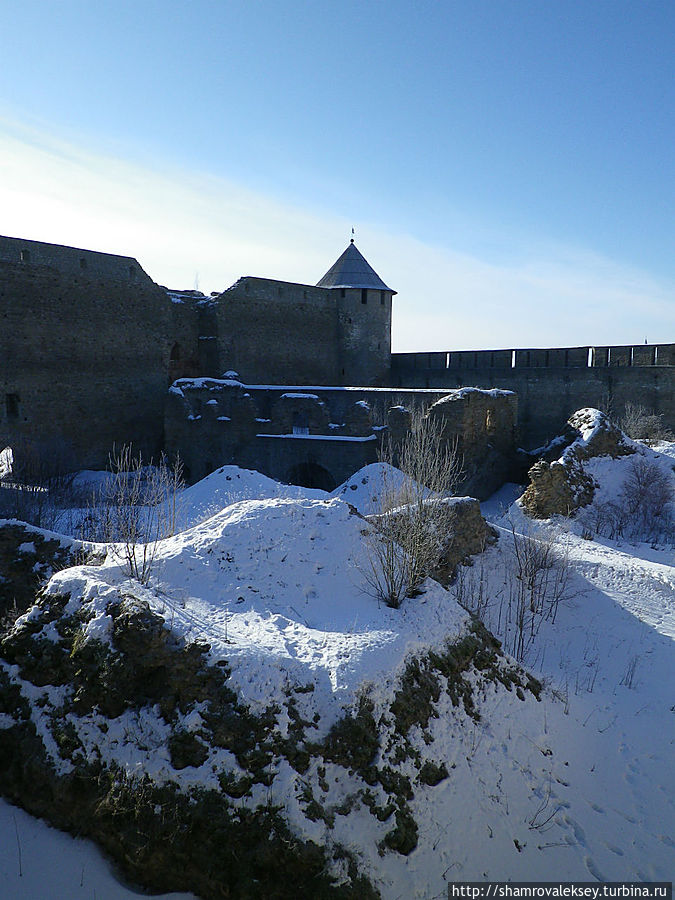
[331,462,431,515]
[178,464,328,527]
[46,495,467,720]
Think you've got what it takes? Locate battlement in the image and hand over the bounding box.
[393,343,675,372]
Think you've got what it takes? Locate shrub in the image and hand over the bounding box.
[620,402,674,444]
[361,406,463,608]
[580,455,674,545]
[80,445,184,584]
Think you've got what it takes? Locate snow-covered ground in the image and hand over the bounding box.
[1,447,674,896]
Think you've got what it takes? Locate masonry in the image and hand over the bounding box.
[392,344,675,449]
[1,232,673,487]
[164,378,518,498]
[0,236,392,469]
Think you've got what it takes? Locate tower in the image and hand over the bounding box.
[317,239,395,386]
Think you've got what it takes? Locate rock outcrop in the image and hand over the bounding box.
[368,496,497,585]
[520,408,635,519]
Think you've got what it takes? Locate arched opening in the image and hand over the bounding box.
[286,462,335,492]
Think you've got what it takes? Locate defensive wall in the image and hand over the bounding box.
[0,236,392,472]
[0,236,186,468]
[165,378,518,498]
[214,276,391,387]
[391,344,675,449]
[2,233,673,491]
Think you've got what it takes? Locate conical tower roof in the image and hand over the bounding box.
[316,240,395,292]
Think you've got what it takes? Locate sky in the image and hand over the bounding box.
[0,0,673,351]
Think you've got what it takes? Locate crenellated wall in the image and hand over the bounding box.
[392,343,675,449]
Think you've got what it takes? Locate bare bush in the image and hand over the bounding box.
[361,407,463,608]
[498,520,573,662]
[380,403,463,501]
[80,445,184,584]
[453,550,490,620]
[620,402,674,444]
[580,455,674,546]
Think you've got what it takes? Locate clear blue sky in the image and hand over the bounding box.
[0,0,673,350]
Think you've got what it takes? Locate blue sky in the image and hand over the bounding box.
[0,0,673,350]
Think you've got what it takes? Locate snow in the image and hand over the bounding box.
[3,447,675,895]
[257,432,376,441]
[330,462,432,515]
[177,464,328,528]
[280,392,321,400]
[177,377,462,393]
[17,542,36,554]
[46,495,468,720]
[0,445,13,478]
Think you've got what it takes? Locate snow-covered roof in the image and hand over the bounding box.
[316,240,395,293]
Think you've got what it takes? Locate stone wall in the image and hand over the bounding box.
[215,277,391,387]
[165,379,518,496]
[336,286,392,387]
[0,236,393,475]
[0,235,150,283]
[392,344,675,449]
[0,249,175,468]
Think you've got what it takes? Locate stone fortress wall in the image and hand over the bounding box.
[0,236,179,467]
[212,275,391,387]
[0,236,392,470]
[1,232,673,487]
[392,344,675,449]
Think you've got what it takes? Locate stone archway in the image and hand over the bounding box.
[286,462,336,492]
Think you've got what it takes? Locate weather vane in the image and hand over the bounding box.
[351,226,355,243]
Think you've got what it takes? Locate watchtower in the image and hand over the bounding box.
[317,239,395,386]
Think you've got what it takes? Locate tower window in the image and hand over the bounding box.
[340,288,346,298]
[361,289,368,305]
[380,291,385,305]
[20,249,30,263]
[80,257,87,270]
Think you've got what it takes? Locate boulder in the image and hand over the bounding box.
[521,408,635,519]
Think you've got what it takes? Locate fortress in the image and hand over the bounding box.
[1,233,673,493]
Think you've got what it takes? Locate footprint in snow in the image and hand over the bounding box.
[562,814,587,846]
[584,855,606,882]
[604,843,624,856]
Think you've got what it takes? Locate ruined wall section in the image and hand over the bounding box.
[167,294,219,382]
[0,249,174,468]
[165,379,518,496]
